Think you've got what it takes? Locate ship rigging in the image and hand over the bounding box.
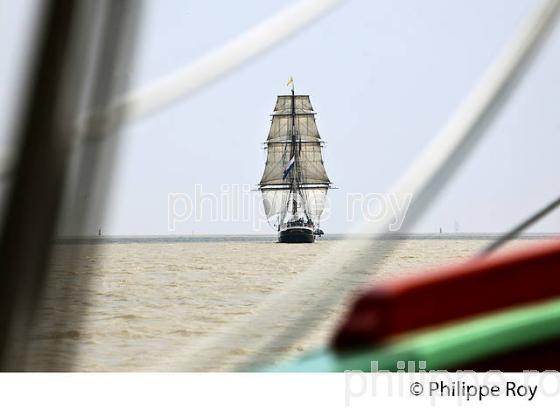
[258,80,333,243]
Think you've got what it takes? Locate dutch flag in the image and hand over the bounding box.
[283,156,295,179]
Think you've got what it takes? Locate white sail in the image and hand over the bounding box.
[298,142,330,184]
[262,188,327,229]
[259,94,332,229]
[273,95,315,114]
[266,115,320,143]
[261,189,290,227]
[301,187,328,222]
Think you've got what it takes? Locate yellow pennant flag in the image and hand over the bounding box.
[287,76,294,88]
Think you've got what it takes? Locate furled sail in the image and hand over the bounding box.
[259,95,332,228]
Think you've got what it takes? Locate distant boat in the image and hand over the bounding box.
[258,86,332,243]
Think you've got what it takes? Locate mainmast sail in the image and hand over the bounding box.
[259,91,331,229]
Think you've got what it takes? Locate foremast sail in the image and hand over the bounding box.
[259,87,331,230]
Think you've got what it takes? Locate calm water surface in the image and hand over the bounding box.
[26,237,548,370]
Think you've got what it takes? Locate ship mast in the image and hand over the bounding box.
[259,83,332,231]
[290,87,298,217]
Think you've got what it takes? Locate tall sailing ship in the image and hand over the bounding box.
[258,82,333,243]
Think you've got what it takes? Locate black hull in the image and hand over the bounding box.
[278,228,315,243]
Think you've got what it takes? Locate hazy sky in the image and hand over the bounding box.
[4,0,560,235]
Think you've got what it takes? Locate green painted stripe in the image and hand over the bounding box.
[267,297,560,372]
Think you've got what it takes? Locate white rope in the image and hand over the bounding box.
[79,0,344,136]
[161,0,560,371]
[2,0,343,174]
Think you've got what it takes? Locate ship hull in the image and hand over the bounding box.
[278,227,315,243]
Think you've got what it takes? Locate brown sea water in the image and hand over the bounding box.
[25,236,550,371]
